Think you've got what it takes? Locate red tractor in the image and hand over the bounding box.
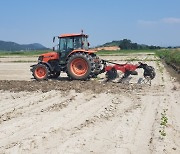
[31,32,102,81]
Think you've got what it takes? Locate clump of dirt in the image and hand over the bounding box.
[0,80,144,94]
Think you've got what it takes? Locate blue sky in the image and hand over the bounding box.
[0,0,180,47]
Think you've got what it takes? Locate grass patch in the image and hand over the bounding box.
[0,50,50,56]
[156,49,180,67]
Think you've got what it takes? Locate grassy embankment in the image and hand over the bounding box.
[98,49,180,67]
[155,49,180,67]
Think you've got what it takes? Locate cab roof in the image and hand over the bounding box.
[59,33,88,38]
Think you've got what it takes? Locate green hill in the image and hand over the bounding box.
[0,40,48,51]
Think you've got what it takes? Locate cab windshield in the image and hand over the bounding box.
[59,36,89,52]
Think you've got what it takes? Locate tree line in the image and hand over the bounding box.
[101,39,161,50]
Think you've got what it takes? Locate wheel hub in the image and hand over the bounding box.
[35,67,46,78]
[71,58,88,76]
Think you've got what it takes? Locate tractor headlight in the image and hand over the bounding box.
[38,56,43,62]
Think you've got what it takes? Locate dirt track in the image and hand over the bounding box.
[0,54,180,154]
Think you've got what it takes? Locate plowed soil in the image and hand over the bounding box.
[0,54,180,154]
[0,80,145,93]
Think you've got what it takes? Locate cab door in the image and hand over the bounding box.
[59,37,74,64]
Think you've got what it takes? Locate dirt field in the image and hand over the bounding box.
[0,54,180,154]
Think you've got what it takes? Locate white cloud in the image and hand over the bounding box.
[138,17,180,25]
[161,17,180,24]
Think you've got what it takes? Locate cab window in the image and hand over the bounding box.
[59,38,66,51]
[74,37,82,49]
[60,38,73,52]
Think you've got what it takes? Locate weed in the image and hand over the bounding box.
[159,109,168,138]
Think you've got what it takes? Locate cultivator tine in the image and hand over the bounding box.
[137,76,152,85]
[144,76,152,85]
[104,68,118,82]
[138,62,156,80]
[118,76,131,84]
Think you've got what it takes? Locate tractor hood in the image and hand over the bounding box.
[40,52,59,63]
[69,49,97,55]
[41,51,58,57]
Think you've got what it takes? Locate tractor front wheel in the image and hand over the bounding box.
[32,64,49,81]
[67,53,93,80]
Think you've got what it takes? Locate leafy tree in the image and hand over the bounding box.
[119,39,132,50]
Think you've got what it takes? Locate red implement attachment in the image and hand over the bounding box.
[105,63,138,73]
[103,61,155,83]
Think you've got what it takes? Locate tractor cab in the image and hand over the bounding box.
[54,33,90,64]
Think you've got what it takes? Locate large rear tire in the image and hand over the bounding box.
[91,54,102,77]
[32,64,49,81]
[67,53,93,80]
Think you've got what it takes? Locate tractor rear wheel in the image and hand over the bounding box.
[32,64,49,81]
[67,53,93,80]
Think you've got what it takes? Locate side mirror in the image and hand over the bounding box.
[53,37,55,43]
[88,42,90,46]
